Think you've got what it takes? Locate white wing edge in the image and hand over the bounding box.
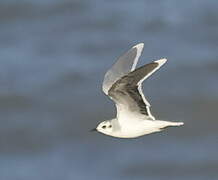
[138,58,167,120]
[131,43,144,71]
[137,58,167,86]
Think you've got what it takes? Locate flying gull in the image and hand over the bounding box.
[92,43,184,138]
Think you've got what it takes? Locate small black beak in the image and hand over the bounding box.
[90,128,97,132]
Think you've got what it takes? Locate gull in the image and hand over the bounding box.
[92,43,184,138]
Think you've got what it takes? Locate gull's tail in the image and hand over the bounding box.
[156,120,184,130]
[167,121,184,126]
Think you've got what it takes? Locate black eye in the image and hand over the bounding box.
[108,125,112,128]
[102,125,106,129]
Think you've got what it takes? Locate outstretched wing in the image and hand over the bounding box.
[102,43,144,95]
[108,59,167,123]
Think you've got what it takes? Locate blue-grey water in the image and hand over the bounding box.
[0,0,218,179]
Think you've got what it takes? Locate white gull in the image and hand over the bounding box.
[93,43,184,138]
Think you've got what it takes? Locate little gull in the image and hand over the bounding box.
[92,43,184,138]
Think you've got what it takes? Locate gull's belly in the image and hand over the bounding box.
[114,120,160,138]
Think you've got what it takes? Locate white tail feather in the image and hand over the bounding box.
[165,121,184,127]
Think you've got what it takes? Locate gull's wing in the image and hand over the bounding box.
[108,59,167,123]
[102,43,144,95]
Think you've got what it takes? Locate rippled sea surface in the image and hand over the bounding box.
[0,0,218,179]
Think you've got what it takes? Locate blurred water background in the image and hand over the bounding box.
[0,0,218,179]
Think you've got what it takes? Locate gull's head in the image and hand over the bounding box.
[95,121,113,135]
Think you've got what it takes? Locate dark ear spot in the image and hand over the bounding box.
[102,125,106,129]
